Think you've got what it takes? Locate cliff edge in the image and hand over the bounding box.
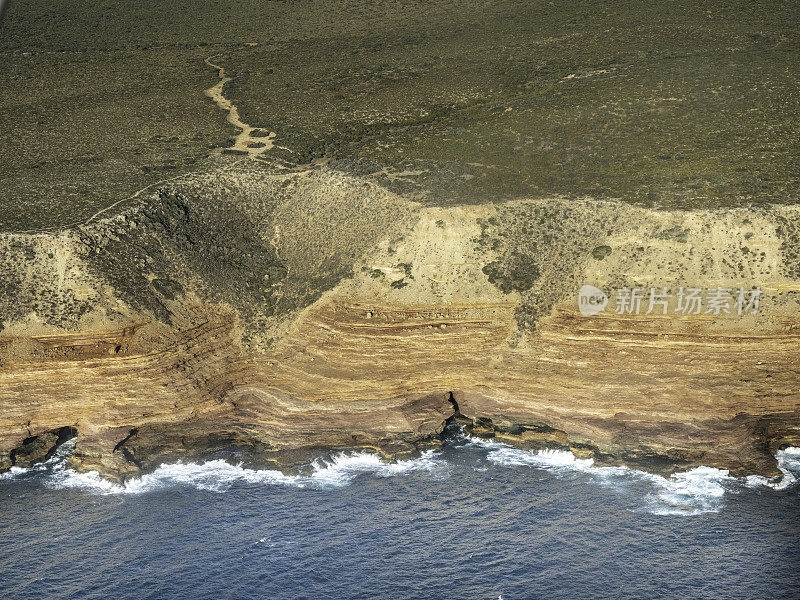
[1,165,799,480]
[1,1,799,480]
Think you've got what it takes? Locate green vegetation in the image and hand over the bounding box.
[221,0,799,209]
[592,245,612,260]
[1,1,798,231]
[0,47,235,231]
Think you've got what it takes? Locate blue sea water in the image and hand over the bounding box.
[1,436,799,600]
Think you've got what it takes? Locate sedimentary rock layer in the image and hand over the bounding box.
[1,166,799,480]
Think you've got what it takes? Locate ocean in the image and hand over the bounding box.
[1,434,799,599]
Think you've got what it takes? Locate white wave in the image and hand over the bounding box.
[0,437,78,481]
[644,466,734,515]
[8,444,449,495]
[0,466,29,480]
[470,437,595,470]
[3,434,797,514]
[464,435,796,515]
[744,447,800,491]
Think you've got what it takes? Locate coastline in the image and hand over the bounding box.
[2,165,799,483]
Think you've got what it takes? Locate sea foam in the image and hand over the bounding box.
[0,438,448,495]
[463,435,798,515]
[744,446,800,491]
[2,436,797,515]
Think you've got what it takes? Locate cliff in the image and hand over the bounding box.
[1,165,798,481]
[2,1,799,481]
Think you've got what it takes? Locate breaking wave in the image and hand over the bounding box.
[744,446,800,491]
[0,439,449,494]
[2,436,798,515]
[464,436,800,515]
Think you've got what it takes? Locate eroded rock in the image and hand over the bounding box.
[1,166,798,481]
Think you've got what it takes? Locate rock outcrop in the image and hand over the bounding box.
[1,164,798,481]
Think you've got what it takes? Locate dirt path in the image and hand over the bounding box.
[204,55,276,158]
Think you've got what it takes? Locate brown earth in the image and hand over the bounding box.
[1,166,798,481]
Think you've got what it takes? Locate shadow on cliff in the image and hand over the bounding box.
[77,187,287,325]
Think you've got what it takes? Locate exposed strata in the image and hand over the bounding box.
[1,164,799,481]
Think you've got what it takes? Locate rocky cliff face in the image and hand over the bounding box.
[2,164,798,481]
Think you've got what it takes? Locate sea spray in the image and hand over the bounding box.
[462,434,798,515]
[744,447,800,491]
[2,435,798,516]
[2,439,449,495]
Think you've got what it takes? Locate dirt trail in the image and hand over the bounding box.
[204,55,276,158]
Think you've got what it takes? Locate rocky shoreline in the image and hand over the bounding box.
[1,164,798,482]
